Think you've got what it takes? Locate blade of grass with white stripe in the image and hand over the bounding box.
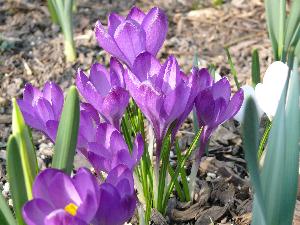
[52,86,80,174]
[12,99,38,199]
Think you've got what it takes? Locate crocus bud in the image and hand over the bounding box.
[255,61,289,120]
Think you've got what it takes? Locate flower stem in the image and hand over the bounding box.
[64,38,76,62]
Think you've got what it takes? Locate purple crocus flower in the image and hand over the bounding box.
[93,165,136,225]
[195,77,244,156]
[76,58,129,129]
[87,123,144,173]
[95,6,168,67]
[17,82,64,142]
[22,168,99,225]
[171,67,213,141]
[125,52,195,157]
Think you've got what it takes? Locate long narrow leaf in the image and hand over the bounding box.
[281,58,300,224]
[12,99,38,199]
[6,135,28,225]
[52,86,80,174]
[251,49,261,86]
[0,192,16,225]
[260,77,288,224]
[242,98,266,225]
[284,0,300,51]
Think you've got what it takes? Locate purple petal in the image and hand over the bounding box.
[109,129,128,154]
[131,134,144,166]
[90,63,110,96]
[42,82,64,118]
[76,69,103,112]
[101,87,129,129]
[211,77,231,103]
[23,199,54,225]
[141,7,168,55]
[45,209,87,225]
[110,57,125,88]
[18,99,43,131]
[132,52,161,82]
[126,7,146,24]
[23,83,42,104]
[35,98,56,124]
[95,20,127,63]
[33,169,81,209]
[105,165,134,192]
[220,89,244,123]
[72,168,99,223]
[114,20,146,67]
[160,55,181,93]
[45,120,59,142]
[108,13,124,36]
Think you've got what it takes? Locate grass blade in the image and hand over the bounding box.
[6,135,28,225]
[52,86,79,174]
[224,47,240,89]
[12,99,38,199]
[251,49,261,86]
[0,192,16,225]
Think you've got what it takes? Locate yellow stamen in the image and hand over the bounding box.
[64,203,78,216]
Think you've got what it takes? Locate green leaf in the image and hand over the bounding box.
[281,58,300,224]
[12,99,38,199]
[224,47,240,89]
[251,49,261,86]
[162,127,203,213]
[284,0,300,52]
[6,135,28,225]
[52,86,80,174]
[242,98,266,225]
[296,41,300,63]
[47,0,59,24]
[0,192,16,225]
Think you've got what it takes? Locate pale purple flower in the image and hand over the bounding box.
[125,52,194,156]
[93,165,136,225]
[87,123,144,173]
[95,6,168,67]
[22,168,99,225]
[195,77,244,155]
[76,58,129,129]
[17,82,64,142]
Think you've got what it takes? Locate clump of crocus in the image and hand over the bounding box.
[86,123,144,173]
[93,165,136,225]
[95,6,168,68]
[125,52,196,161]
[76,58,129,129]
[22,168,100,225]
[17,82,64,142]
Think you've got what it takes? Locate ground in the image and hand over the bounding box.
[0,0,291,224]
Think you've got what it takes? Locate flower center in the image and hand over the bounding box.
[64,203,78,216]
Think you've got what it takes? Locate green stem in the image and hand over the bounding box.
[257,120,272,159]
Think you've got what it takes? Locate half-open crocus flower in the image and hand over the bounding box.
[255,61,289,120]
[87,123,144,173]
[234,85,263,123]
[22,168,99,225]
[195,77,244,156]
[95,6,168,67]
[125,52,193,158]
[172,67,213,141]
[17,82,64,142]
[93,165,136,225]
[76,58,129,129]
